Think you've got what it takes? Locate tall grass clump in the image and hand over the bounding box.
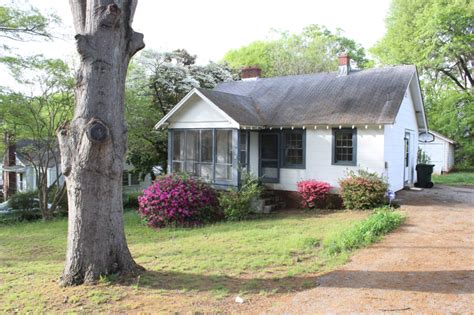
[324,207,404,255]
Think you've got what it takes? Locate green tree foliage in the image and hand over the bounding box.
[0,2,58,49]
[125,49,236,176]
[371,0,473,165]
[224,24,371,77]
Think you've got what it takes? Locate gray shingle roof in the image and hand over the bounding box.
[196,88,263,126]
[210,65,416,126]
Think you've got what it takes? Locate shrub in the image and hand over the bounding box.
[123,191,141,209]
[296,180,331,209]
[138,175,221,228]
[219,173,263,221]
[0,209,43,224]
[8,191,39,210]
[417,147,431,164]
[339,170,388,209]
[324,207,404,255]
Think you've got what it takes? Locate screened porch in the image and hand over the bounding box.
[168,129,249,187]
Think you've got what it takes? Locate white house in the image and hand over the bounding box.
[1,139,151,196]
[155,56,429,195]
[419,131,455,174]
[1,140,64,194]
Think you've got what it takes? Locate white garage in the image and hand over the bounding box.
[419,131,455,175]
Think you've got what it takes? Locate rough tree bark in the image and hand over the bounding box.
[58,0,145,286]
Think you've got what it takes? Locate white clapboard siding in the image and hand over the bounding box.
[266,127,386,191]
[384,83,419,191]
[167,94,236,129]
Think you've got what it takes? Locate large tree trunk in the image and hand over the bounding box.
[58,0,144,286]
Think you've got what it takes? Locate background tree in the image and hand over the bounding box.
[371,0,473,165]
[0,2,60,201]
[125,49,235,175]
[224,24,372,77]
[0,57,74,219]
[58,0,145,286]
[0,2,58,45]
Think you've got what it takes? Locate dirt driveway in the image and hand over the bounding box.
[269,185,474,314]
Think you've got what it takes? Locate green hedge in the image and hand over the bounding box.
[324,207,404,255]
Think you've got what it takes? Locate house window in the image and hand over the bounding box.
[282,130,305,168]
[404,137,409,167]
[239,131,249,170]
[130,172,140,186]
[122,172,129,186]
[171,129,234,183]
[333,128,357,165]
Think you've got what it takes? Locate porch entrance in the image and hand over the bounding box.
[260,132,280,183]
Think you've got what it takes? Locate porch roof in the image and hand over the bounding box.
[196,88,264,126]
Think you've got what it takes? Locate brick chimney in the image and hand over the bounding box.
[338,54,351,76]
[241,66,261,80]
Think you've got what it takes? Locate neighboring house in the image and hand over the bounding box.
[1,140,151,196]
[155,55,429,194]
[122,163,153,192]
[419,131,455,174]
[1,140,64,193]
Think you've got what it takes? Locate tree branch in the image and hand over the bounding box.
[128,30,145,57]
[458,56,473,87]
[438,68,467,90]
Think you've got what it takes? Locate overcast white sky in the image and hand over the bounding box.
[1,0,391,89]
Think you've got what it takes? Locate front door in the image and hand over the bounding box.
[260,132,280,183]
[404,131,412,184]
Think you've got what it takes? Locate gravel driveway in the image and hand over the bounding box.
[270,185,474,314]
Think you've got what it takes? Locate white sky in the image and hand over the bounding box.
[1,0,391,89]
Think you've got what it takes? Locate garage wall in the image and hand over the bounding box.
[420,136,455,174]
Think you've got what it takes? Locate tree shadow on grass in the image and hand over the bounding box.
[123,269,474,295]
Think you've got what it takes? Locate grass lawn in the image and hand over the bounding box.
[432,171,474,186]
[0,209,370,313]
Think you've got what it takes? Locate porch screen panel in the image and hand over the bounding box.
[172,130,185,172]
[185,130,199,175]
[199,130,213,181]
[216,130,233,181]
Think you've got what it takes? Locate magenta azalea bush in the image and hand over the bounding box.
[138,175,222,228]
[296,180,332,209]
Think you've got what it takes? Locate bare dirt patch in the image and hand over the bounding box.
[268,185,474,313]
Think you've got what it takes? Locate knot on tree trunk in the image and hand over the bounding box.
[86,119,110,144]
[96,2,122,29]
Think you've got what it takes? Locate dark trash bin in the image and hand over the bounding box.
[415,164,435,188]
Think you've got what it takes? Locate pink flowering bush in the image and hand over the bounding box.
[138,175,222,228]
[296,180,332,209]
